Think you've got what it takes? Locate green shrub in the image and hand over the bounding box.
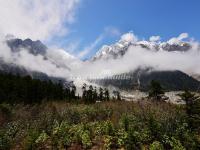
[126,129,141,150]
[35,131,49,144]
[148,113,162,140]
[23,129,40,150]
[120,114,130,131]
[52,120,71,148]
[94,121,115,136]
[81,130,92,148]
[116,129,128,147]
[163,135,186,150]
[68,123,92,148]
[103,135,113,150]
[104,121,115,136]
[149,141,164,150]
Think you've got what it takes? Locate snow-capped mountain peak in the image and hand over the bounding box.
[92,33,195,61]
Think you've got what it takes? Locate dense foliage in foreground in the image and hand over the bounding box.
[0,101,200,150]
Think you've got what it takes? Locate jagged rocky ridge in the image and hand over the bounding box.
[92,37,194,60]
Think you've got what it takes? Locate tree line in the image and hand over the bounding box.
[0,72,122,104]
[82,84,106,104]
[0,72,76,104]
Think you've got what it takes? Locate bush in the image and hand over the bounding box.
[163,135,185,150]
[35,131,49,144]
[103,135,113,150]
[116,129,128,148]
[23,129,40,150]
[149,141,164,150]
[81,130,92,148]
[126,129,142,150]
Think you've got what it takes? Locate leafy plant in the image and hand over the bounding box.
[149,141,164,150]
[103,135,113,150]
[35,131,49,144]
[116,129,128,148]
[81,130,92,148]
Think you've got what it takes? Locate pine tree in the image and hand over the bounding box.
[104,88,110,101]
[87,85,94,104]
[82,83,87,102]
[93,87,98,101]
[70,85,76,99]
[99,87,104,101]
[148,80,164,101]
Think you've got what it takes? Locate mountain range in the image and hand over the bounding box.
[92,35,194,60]
[0,36,200,91]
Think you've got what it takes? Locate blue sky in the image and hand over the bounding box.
[52,0,200,59]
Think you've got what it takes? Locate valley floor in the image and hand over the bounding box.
[0,100,199,150]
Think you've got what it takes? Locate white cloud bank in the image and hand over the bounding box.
[0,0,80,40]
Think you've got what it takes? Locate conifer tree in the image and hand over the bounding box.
[104,88,110,101]
[93,87,98,101]
[70,85,76,99]
[87,85,94,103]
[82,83,87,102]
[99,87,104,101]
[148,80,164,101]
